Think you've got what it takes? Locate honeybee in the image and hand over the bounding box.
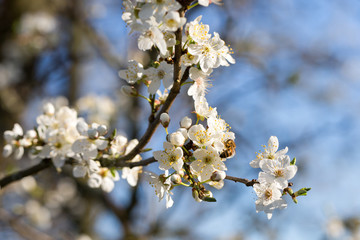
[220,139,236,158]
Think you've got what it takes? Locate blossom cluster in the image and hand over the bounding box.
[3,102,142,192]
[250,136,298,219]
[1,0,309,221]
[119,0,235,115]
[148,107,235,207]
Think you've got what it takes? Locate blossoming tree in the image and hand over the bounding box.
[0,0,310,237]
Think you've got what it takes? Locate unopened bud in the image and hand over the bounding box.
[43,102,55,116]
[177,169,185,178]
[169,131,185,146]
[121,85,138,97]
[97,125,108,136]
[160,113,170,128]
[170,174,182,184]
[87,128,99,139]
[203,190,213,198]
[211,170,226,182]
[192,188,202,202]
[25,130,37,139]
[177,128,188,140]
[180,116,192,129]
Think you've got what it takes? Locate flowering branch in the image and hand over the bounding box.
[0,0,310,221]
[0,157,158,189]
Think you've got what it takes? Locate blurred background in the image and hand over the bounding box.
[1,0,360,239]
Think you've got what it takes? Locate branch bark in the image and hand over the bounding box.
[0,159,52,189]
[225,175,258,187]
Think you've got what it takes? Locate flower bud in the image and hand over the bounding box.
[177,169,185,178]
[169,131,185,146]
[192,188,202,202]
[177,128,188,140]
[211,170,226,182]
[170,174,182,184]
[121,85,138,97]
[25,130,37,139]
[97,125,108,136]
[87,128,99,139]
[160,113,170,128]
[43,102,55,116]
[203,190,213,198]
[180,116,192,129]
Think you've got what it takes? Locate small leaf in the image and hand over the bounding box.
[141,148,152,153]
[111,129,117,139]
[290,157,296,165]
[203,197,217,202]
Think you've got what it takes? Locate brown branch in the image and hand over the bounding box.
[0,159,52,189]
[225,175,258,187]
[110,9,188,167]
[0,157,157,189]
[0,209,54,240]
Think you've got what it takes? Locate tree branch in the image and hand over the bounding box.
[0,159,52,189]
[0,157,157,189]
[225,175,258,187]
[110,9,188,167]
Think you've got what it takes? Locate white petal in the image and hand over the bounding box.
[3,144,13,157]
[101,177,115,192]
[88,174,102,188]
[14,147,24,160]
[73,165,87,178]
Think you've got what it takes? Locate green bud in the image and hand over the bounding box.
[192,188,202,202]
[295,187,311,197]
[290,157,296,165]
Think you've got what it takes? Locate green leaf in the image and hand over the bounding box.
[290,157,296,165]
[203,197,217,202]
[141,148,152,153]
[111,129,117,139]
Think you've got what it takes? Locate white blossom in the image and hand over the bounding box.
[254,182,287,219]
[259,155,298,189]
[145,62,174,94]
[250,136,288,168]
[121,139,142,187]
[188,67,212,100]
[188,124,214,148]
[185,16,211,44]
[144,171,174,208]
[118,60,144,84]
[153,141,183,172]
[162,11,186,32]
[3,123,24,160]
[190,147,226,181]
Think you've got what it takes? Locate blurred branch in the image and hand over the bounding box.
[0,158,52,189]
[0,157,157,189]
[0,209,54,240]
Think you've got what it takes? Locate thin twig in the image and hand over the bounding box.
[225,175,258,187]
